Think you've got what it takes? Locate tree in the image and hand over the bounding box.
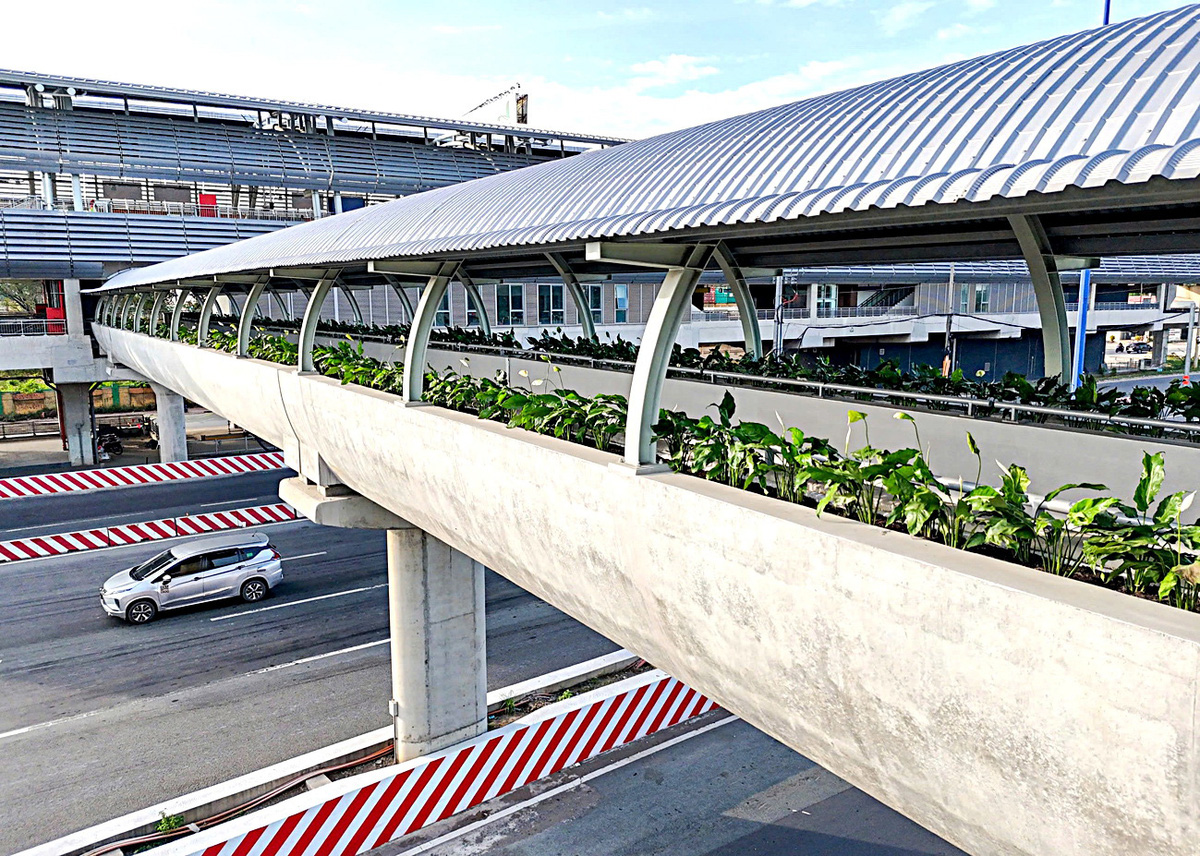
[0,280,44,314]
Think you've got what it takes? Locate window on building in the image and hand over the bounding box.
[960,283,990,314]
[434,291,451,327]
[588,284,603,324]
[538,283,564,325]
[615,284,628,323]
[496,284,524,326]
[816,284,837,316]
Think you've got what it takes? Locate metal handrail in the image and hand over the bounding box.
[0,317,67,336]
[1,196,312,222]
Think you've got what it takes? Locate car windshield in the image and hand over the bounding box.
[128,550,175,581]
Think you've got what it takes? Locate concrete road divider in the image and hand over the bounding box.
[17,651,641,856]
[0,451,285,500]
[0,503,298,563]
[158,670,716,856]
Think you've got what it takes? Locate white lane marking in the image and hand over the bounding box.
[250,639,388,674]
[0,710,100,743]
[1,513,128,534]
[395,713,737,854]
[210,582,384,622]
[281,551,327,562]
[199,498,271,508]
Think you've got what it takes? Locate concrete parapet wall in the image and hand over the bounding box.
[94,327,1200,856]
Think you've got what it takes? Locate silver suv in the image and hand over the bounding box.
[100,532,283,624]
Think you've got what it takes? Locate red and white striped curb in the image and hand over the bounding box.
[166,672,718,856]
[0,452,286,500]
[0,503,298,563]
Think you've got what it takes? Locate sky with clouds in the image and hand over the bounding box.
[1,1,1191,139]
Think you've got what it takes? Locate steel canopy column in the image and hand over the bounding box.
[148,291,168,336]
[713,242,763,359]
[271,290,292,320]
[298,276,338,373]
[237,280,269,356]
[170,288,192,341]
[1008,215,1073,380]
[121,294,137,330]
[402,263,460,402]
[459,271,492,337]
[339,286,363,324]
[384,275,416,322]
[625,256,710,466]
[131,293,150,333]
[197,285,223,347]
[546,252,596,339]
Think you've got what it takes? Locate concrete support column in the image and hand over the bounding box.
[58,383,96,467]
[70,174,84,212]
[311,190,322,219]
[151,383,188,462]
[63,278,84,335]
[333,191,343,215]
[1151,328,1168,366]
[807,282,819,319]
[386,527,487,762]
[40,172,55,208]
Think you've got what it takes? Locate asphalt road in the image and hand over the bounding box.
[0,515,619,852]
[382,713,965,856]
[0,468,294,540]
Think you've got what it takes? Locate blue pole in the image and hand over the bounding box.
[1070,268,1092,390]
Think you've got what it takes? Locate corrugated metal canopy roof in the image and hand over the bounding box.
[98,5,1200,292]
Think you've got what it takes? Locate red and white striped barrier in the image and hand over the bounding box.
[162,672,719,856]
[0,503,298,563]
[0,452,286,500]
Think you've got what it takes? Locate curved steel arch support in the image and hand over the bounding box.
[271,289,292,320]
[96,295,110,326]
[1008,215,1072,380]
[170,288,193,341]
[121,294,138,330]
[383,275,415,323]
[339,286,363,325]
[132,293,150,333]
[624,251,712,467]
[402,262,460,402]
[148,291,168,336]
[713,242,763,359]
[298,276,339,373]
[238,280,270,357]
[197,285,224,347]
[546,252,596,340]
[458,270,492,337]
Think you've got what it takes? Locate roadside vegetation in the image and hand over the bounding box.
[182,329,1200,615]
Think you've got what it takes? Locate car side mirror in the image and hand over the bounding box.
[161,574,172,585]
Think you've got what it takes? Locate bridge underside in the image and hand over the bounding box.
[94,325,1200,856]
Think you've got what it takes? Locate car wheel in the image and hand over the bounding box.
[126,599,158,624]
[241,578,268,603]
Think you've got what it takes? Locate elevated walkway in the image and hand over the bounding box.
[94,324,1200,856]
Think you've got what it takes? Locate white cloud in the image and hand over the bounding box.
[965,0,996,11]
[880,1,935,36]
[629,55,720,91]
[937,22,976,40]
